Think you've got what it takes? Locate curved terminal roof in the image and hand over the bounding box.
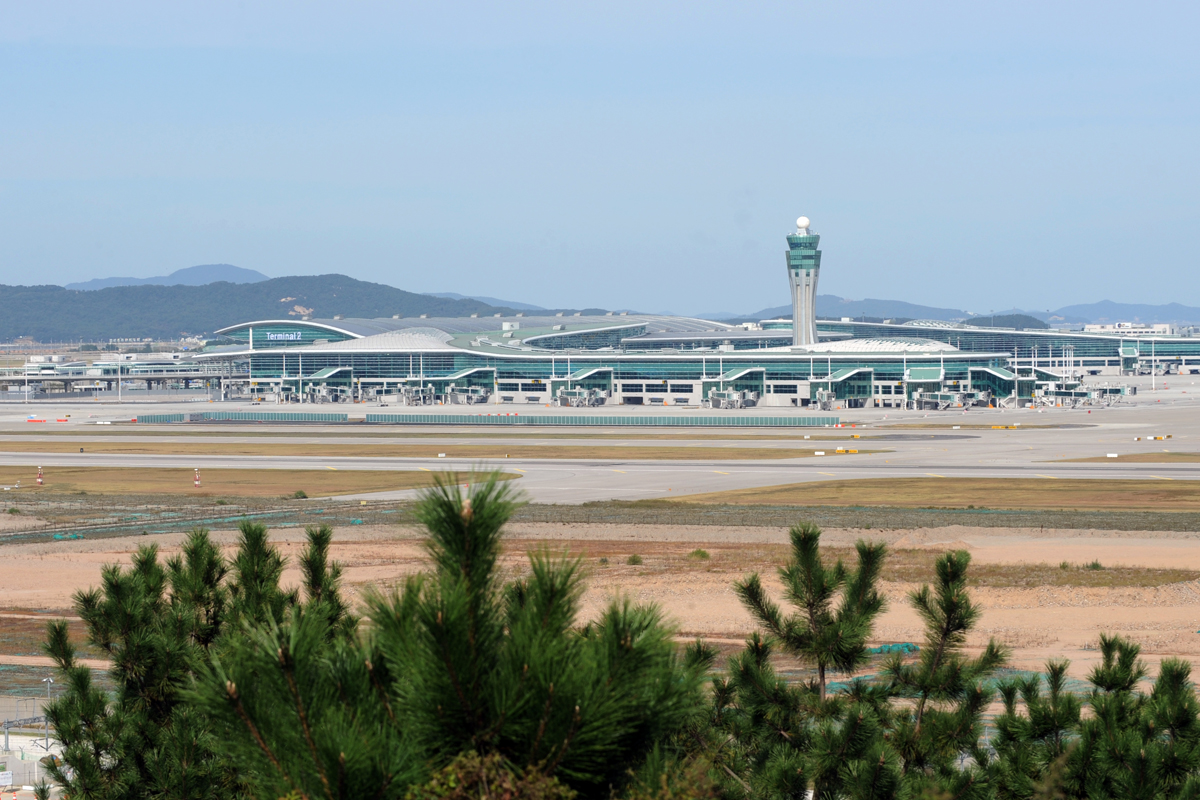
[216,313,729,339]
[204,313,978,362]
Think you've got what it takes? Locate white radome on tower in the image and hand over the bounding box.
[796,216,810,230]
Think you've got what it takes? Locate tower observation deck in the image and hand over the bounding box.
[786,216,822,346]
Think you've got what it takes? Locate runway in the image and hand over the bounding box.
[1,450,1198,503]
[0,382,1197,502]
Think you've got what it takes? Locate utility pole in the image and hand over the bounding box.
[42,676,53,749]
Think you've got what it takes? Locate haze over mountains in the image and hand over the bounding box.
[65,264,269,291]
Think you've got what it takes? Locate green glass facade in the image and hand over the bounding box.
[785,233,821,274]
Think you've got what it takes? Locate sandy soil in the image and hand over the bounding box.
[4,521,1200,679]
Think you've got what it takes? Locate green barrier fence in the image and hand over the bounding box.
[134,413,186,424]
[365,413,839,428]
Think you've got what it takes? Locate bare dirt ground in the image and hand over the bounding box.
[4,520,1200,682]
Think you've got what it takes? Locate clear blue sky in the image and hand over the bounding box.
[1,1,1197,315]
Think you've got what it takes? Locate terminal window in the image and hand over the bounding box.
[772,384,798,394]
[498,383,519,392]
[669,384,694,393]
[645,384,667,393]
[622,384,643,392]
[519,384,545,393]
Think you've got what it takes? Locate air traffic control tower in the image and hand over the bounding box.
[786,215,822,345]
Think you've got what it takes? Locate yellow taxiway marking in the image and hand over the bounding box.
[926,473,946,478]
[1036,474,1059,479]
[818,472,836,476]
[1153,475,1174,480]
[713,471,730,475]
[325,466,337,471]
[513,468,526,473]
[419,467,431,472]
[612,470,626,473]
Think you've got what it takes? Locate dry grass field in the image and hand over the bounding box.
[1057,452,1200,463]
[673,477,1200,510]
[7,523,1200,681]
[0,466,517,497]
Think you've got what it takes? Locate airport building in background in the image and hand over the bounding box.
[5,216,1198,410]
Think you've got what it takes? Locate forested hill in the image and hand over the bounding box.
[0,275,512,342]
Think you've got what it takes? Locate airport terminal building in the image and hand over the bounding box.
[198,217,1153,410]
[9,217,1195,410]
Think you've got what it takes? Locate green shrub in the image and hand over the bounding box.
[688,549,710,560]
[7,507,19,515]
[627,554,643,565]
[597,557,609,566]
[291,489,308,499]
[1087,560,1104,570]
[1060,561,1070,570]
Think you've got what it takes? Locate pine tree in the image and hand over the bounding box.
[711,524,893,800]
[42,529,237,799]
[883,550,1007,796]
[991,660,1082,800]
[190,474,710,800]
[995,636,1200,799]
[734,522,886,701]
[41,520,352,800]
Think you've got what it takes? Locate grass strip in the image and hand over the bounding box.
[0,466,517,498]
[0,441,879,460]
[1055,453,1200,463]
[668,477,1200,511]
[509,501,1200,532]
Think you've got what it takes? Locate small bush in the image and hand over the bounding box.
[688,549,710,560]
[214,499,229,506]
[1060,561,1071,571]
[597,557,609,566]
[1086,560,1104,571]
[627,554,643,566]
[291,490,308,499]
[7,507,19,515]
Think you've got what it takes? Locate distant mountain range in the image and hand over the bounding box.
[1,275,516,342]
[708,296,1200,325]
[425,292,547,312]
[65,264,269,291]
[11,262,1200,342]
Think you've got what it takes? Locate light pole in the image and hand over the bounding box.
[41,676,54,749]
